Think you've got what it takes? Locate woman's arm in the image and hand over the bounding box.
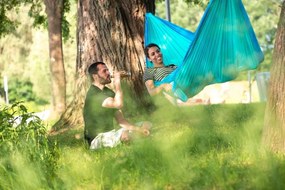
[145,80,172,96]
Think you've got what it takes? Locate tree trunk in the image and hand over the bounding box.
[263,1,285,153]
[44,0,66,115]
[51,0,155,132]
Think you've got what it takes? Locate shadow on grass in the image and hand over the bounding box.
[48,128,86,149]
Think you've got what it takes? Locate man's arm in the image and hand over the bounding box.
[114,110,150,136]
[102,72,123,109]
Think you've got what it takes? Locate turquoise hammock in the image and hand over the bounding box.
[144,0,264,102]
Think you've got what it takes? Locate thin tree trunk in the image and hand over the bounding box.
[263,0,285,153]
[44,0,66,115]
[51,0,155,132]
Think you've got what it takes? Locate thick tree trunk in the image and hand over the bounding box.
[44,0,66,115]
[51,0,155,132]
[263,1,285,153]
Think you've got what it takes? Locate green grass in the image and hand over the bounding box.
[2,102,285,189]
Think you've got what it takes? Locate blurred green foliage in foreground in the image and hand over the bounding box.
[1,101,285,189]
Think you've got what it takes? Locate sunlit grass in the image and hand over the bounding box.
[1,102,285,189]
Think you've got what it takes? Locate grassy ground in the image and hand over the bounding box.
[45,101,285,189]
[2,101,285,189]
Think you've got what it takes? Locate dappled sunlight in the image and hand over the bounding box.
[2,101,285,189]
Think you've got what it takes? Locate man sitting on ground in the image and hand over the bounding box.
[83,61,151,150]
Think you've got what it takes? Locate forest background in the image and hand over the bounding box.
[0,0,279,112]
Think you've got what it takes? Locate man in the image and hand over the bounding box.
[83,61,151,150]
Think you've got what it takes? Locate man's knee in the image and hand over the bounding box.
[120,130,131,142]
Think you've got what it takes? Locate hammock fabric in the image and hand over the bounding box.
[144,0,264,102]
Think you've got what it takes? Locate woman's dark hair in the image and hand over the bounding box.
[144,43,160,58]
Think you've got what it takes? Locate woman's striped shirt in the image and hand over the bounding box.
[143,64,177,82]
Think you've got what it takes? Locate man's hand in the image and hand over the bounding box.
[103,71,123,109]
[112,71,121,85]
[142,127,150,136]
[136,127,149,136]
[137,121,152,136]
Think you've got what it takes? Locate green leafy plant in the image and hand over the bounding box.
[0,102,59,189]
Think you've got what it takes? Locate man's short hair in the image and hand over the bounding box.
[88,61,106,76]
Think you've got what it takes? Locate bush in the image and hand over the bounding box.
[0,102,59,189]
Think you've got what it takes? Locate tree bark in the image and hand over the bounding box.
[263,1,285,153]
[44,0,66,115]
[51,0,155,132]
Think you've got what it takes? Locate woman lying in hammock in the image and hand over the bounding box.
[143,43,175,95]
[143,43,210,105]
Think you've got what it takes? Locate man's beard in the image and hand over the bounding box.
[98,74,111,85]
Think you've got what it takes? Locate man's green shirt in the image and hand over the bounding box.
[83,85,117,144]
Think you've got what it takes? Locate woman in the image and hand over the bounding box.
[143,43,176,96]
[143,43,209,105]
